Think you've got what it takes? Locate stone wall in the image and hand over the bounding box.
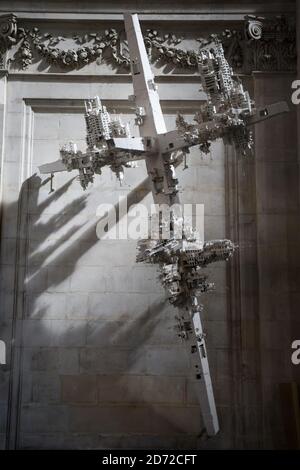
[0,0,298,450]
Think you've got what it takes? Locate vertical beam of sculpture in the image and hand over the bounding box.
[124,13,219,435]
[124,13,167,137]
[124,13,179,207]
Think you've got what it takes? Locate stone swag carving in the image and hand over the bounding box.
[0,13,296,73]
[0,13,17,68]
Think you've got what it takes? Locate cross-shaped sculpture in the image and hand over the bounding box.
[39,13,288,436]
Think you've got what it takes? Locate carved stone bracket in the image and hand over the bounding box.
[220,15,296,73]
[0,13,296,73]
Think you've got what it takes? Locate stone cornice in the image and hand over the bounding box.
[0,13,296,22]
[0,0,295,16]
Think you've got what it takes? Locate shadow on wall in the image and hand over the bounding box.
[24,172,151,303]
[2,173,211,450]
[3,163,291,450]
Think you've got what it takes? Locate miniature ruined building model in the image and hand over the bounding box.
[39,13,289,436]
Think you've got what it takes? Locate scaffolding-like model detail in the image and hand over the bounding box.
[59,97,142,186]
[176,36,256,157]
[85,96,129,148]
[85,97,112,145]
[137,236,235,306]
[39,13,289,437]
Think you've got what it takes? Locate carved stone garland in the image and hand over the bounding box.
[0,13,296,73]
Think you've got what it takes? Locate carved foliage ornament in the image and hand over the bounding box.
[0,14,17,67]
[0,13,296,73]
[221,15,296,72]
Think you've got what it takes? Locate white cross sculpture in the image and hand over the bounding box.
[39,13,289,436]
